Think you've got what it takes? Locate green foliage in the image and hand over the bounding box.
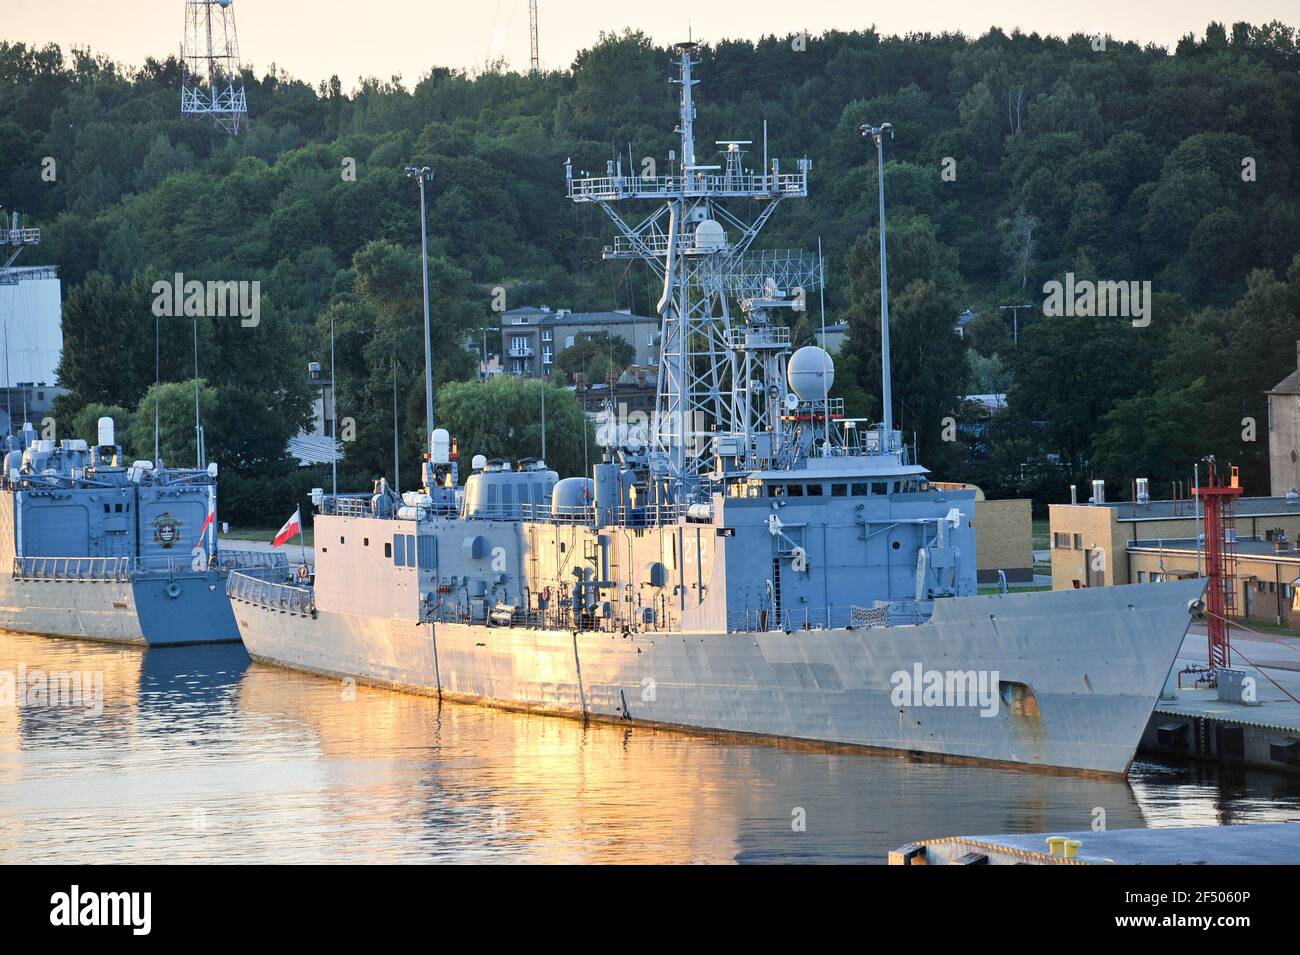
[126,379,215,470]
[435,376,594,480]
[69,403,134,454]
[4,23,1300,515]
[554,332,635,384]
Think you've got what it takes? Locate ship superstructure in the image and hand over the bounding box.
[1,417,282,645]
[231,44,1204,776]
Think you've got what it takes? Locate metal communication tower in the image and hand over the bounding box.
[567,42,814,490]
[1193,458,1242,670]
[181,0,248,134]
[529,0,540,75]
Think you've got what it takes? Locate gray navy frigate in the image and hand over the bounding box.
[230,43,1205,776]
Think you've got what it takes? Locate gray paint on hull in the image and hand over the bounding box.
[234,577,1205,776]
[0,571,241,646]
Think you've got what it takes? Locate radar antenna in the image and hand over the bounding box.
[567,42,813,493]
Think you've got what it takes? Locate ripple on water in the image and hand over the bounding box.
[2,632,1299,863]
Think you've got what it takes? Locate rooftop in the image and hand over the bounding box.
[1128,536,1300,561]
[502,306,656,326]
[1063,495,1300,521]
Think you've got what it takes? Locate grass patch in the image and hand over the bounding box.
[1031,519,1049,549]
[978,583,1052,595]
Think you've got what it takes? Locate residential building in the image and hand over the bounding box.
[500,306,658,379]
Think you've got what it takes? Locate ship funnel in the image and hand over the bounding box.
[97,417,115,448]
[1091,479,1106,505]
[1136,477,1150,504]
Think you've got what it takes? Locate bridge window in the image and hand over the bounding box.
[385,542,393,559]
[851,483,869,496]
[393,534,406,567]
[831,484,848,497]
[806,483,823,496]
[766,484,784,497]
[787,484,804,497]
[871,482,889,495]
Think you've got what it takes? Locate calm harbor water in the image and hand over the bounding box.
[2,631,1300,864]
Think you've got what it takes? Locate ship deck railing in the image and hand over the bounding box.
[12,556,133,582]
[431,604,679,633]
[568,171,808,204]
[226,570,315,617]
[214,549,291,571]
[12,550,290,582]
[726,604,926,632]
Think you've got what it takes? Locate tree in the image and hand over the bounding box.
[70,403,134,455]
[840,215,968,470]
[554,332,635,384]
[435,376,594,479]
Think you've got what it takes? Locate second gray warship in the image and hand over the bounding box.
[229,44,1204,776]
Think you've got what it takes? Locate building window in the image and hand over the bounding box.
[1073,533,1083,549]
[543,348,553,365]
[542,329,553,342]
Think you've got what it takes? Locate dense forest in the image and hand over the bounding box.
[2,22,1299,522]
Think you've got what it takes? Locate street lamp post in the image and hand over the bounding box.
[404,165,436,471]
[861,122,894,438]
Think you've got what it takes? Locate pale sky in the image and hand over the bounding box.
[7,1,1296,89]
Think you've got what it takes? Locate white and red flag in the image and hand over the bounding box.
[272,507,302,548]
[194,508,215,549]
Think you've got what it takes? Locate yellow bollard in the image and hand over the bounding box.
[1063,839,1082,859]
[1046,836,1067,856]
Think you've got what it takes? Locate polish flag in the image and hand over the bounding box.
[272,507,302,548]
[194,508,215,549]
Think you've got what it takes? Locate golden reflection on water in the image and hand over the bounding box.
[2,631,1299,863]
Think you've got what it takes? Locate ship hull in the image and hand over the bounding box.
[0,570,241,646]
[233,578,1205,776]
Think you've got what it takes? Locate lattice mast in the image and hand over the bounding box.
[528,0,540,75]
[566,41,813,493]
[181,0,248,134]
[1193,458,1242,670]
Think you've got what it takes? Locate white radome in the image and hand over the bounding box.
[787,345,835,402]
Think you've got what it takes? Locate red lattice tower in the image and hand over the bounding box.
[1192,459,1242,670]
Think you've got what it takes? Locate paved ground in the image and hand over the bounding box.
[1160,621,1300,730]
[223,538,315,560]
